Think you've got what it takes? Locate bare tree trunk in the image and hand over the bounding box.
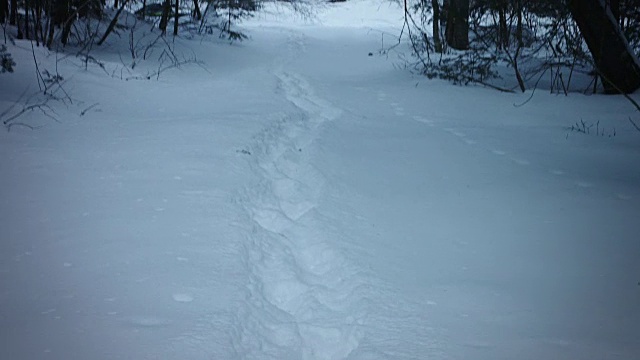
[568,0,640,93]
[57,0,74,45]
[97,0,129,45]
[61,17,73,45]
[36,0,45,44]
[0,0,8,23]
[173,0,179,36]
[51,0,69,27]
[432,0,442,53]
[609,0,620,21]
[9,0,16,25]
[193,0,201,20]
[16,9,22,38]
[24,0,30,39]
[159,0,170,35]
[497,0,509,50]
[46,14,55,47]
[445,0,469,50]
[31,6,39,44]
[516,0,523,47]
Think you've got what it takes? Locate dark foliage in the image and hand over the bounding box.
[406,0,640,92]
[1,45,16,73]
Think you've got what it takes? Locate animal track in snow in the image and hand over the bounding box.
[511,158,530,166]
[543,339,572,347]
[298,322,362,360]
[262,278,311,313]
[271,176,316,204]
[412,115,435,127]
[172,293,194,303]
[389,102,405,116]
[296,242,339,277]
[443,128,465,137]
[576,181,593,188]
[252,207,294,234]
[279,199,317,221]
[442,127,477,145]
[126,316,172,328]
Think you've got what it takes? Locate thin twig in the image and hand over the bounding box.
[514,67,549,107]
[80,102,99,116]
[629,117,640,132]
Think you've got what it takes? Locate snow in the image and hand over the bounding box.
[1,0,640,359]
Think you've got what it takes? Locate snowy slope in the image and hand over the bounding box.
[2,1,640,359]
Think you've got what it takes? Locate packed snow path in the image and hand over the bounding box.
[2,1,640,359]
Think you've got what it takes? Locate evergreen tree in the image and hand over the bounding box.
[0,45,15,73]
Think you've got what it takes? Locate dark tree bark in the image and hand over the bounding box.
[0,0,8,23]
[44,0,72,46]
[432,0,442,53]
[24,0,30,40]
[97,0,129,45]
[77,0,97,18]
[193,0,202,20]
[159,0,170,35]
[445,0,469,50]
[516,0,523,47]
[46,13,55,47]
[497,0,509,50]
[568,0,640,93]
[60,16,73,45]
[32,0,40,45]
[608,0,620,21]
[9,0,16,25]
[54,0,74,45]
[173,0,179,36]
[35,0,45,44]
[51,0,70,27]
[15,9,21,38]
[30,6,38,44]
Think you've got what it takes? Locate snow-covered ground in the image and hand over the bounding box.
[1,1,639,359]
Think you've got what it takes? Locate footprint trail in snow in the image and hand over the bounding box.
[235,69,371,359]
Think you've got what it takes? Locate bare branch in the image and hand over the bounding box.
[80,103,99,116]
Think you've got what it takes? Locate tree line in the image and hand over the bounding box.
[0,0,257,48]
[407,0,640,93]
[3,0,640,94]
